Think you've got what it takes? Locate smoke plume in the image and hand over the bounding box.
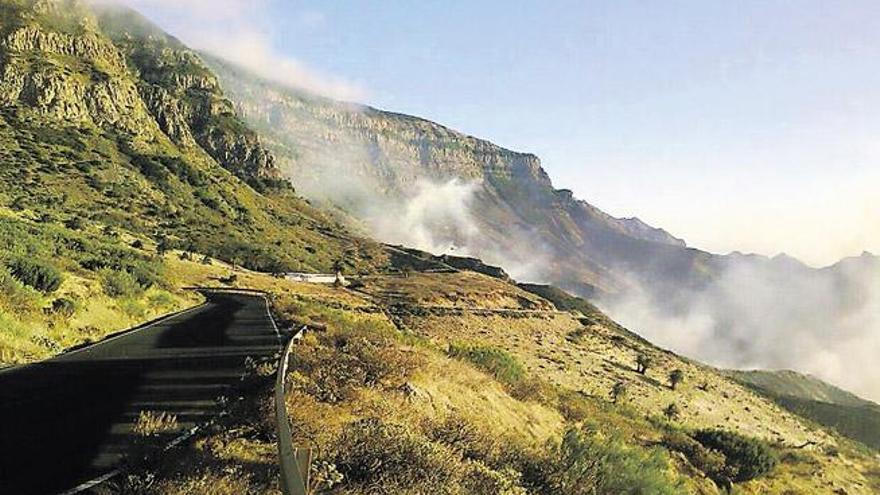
[600,254,880,402]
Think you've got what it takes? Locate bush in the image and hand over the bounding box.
[101,269,143,298]
[669,369,685,390]
[0,267,42,315]
[333,419,462,491]
[528,426,682,495]
[663,430,729,482]
[7,258,62,293]
[663,403,681,421]
[290,321,421,403]
[635,352,654,374]
[692,429,777,483]
[448,342,525,386]
[50,297,77,317]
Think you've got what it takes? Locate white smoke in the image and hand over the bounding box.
[366,178,480,255]
[600,254,880,402]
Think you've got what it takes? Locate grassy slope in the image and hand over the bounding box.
[729,370,880,450]
[89,268,879,495]
[0,0,385,363]
[1,3,877,493]
[0,0,386,275]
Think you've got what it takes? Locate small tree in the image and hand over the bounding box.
[668,369,685,390]
[663,403,681,421]
[610,381,628,404]
[635,352,654,375]
[156,236,170,256]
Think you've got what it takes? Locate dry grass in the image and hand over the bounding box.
[69,265,879,495]
[134,411,179,437]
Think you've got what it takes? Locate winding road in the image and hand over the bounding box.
[0,291,281,495]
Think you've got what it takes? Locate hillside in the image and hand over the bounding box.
[206,53,880,406]
[204,53,701,298]
[0,0,385,274]
[1,2,878,494]
[92,262,880,494]
[0,0,387,365]
[730,369,880,450]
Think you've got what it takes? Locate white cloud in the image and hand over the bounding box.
[106,0,366,100]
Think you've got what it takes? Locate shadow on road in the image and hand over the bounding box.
[0,293,279,494]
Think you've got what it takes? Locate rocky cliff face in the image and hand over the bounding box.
[0,0,384,273]
[205,54,693,296]
[0,0,280,188]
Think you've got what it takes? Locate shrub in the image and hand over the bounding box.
[692,429,777,483]
[133,410,178,437]
[7,258,62,293]
[147,291,175,309]
[0,267,42,315]
[529,426,682,495]
[424,414,500,463]
[333,419,462,491]
[663,403,681,421]
[50,297,77,317]
[610,381,628,403]
[448,342,525,386]
[663,430,729,482]
[126,262,162,290]
[64,216,85,230]
[101,269,143,298]
[669,369,685,390]
[290,322,420,403]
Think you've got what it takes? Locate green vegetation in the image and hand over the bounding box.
[532,426,682,495]
[610,381,628,404]
[517,283,602,319]
[669,368,685,390]
[6,257,62,293]
[0,214,193,364]
[448,342,526,387]
[692,429,777,483]
[663,428,777,487]
[635,352,654,375]
[101,268,146,298]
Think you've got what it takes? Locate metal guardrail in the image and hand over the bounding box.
[275,325,311,495]
[188,287,313,493]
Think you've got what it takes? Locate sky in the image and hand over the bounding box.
[120,0,880,267]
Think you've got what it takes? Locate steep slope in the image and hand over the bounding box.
[128,266,880,494]
[0,0,385,274]
[204,54,700,298]
[206,55,880,405]
[729,369,880,450]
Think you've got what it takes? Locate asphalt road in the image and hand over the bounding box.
[0,292,281,495]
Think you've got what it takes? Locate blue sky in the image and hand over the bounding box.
[124,0,880,266]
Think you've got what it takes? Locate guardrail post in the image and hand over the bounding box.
[295,448,312,492]
[275,326,310,495]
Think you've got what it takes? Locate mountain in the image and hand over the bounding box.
[1,2,879,493]
[728,369,875,409]
[0,0,385,274]
[205,54,880,406]
[729,369,880,449]
[203,53,701,298]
